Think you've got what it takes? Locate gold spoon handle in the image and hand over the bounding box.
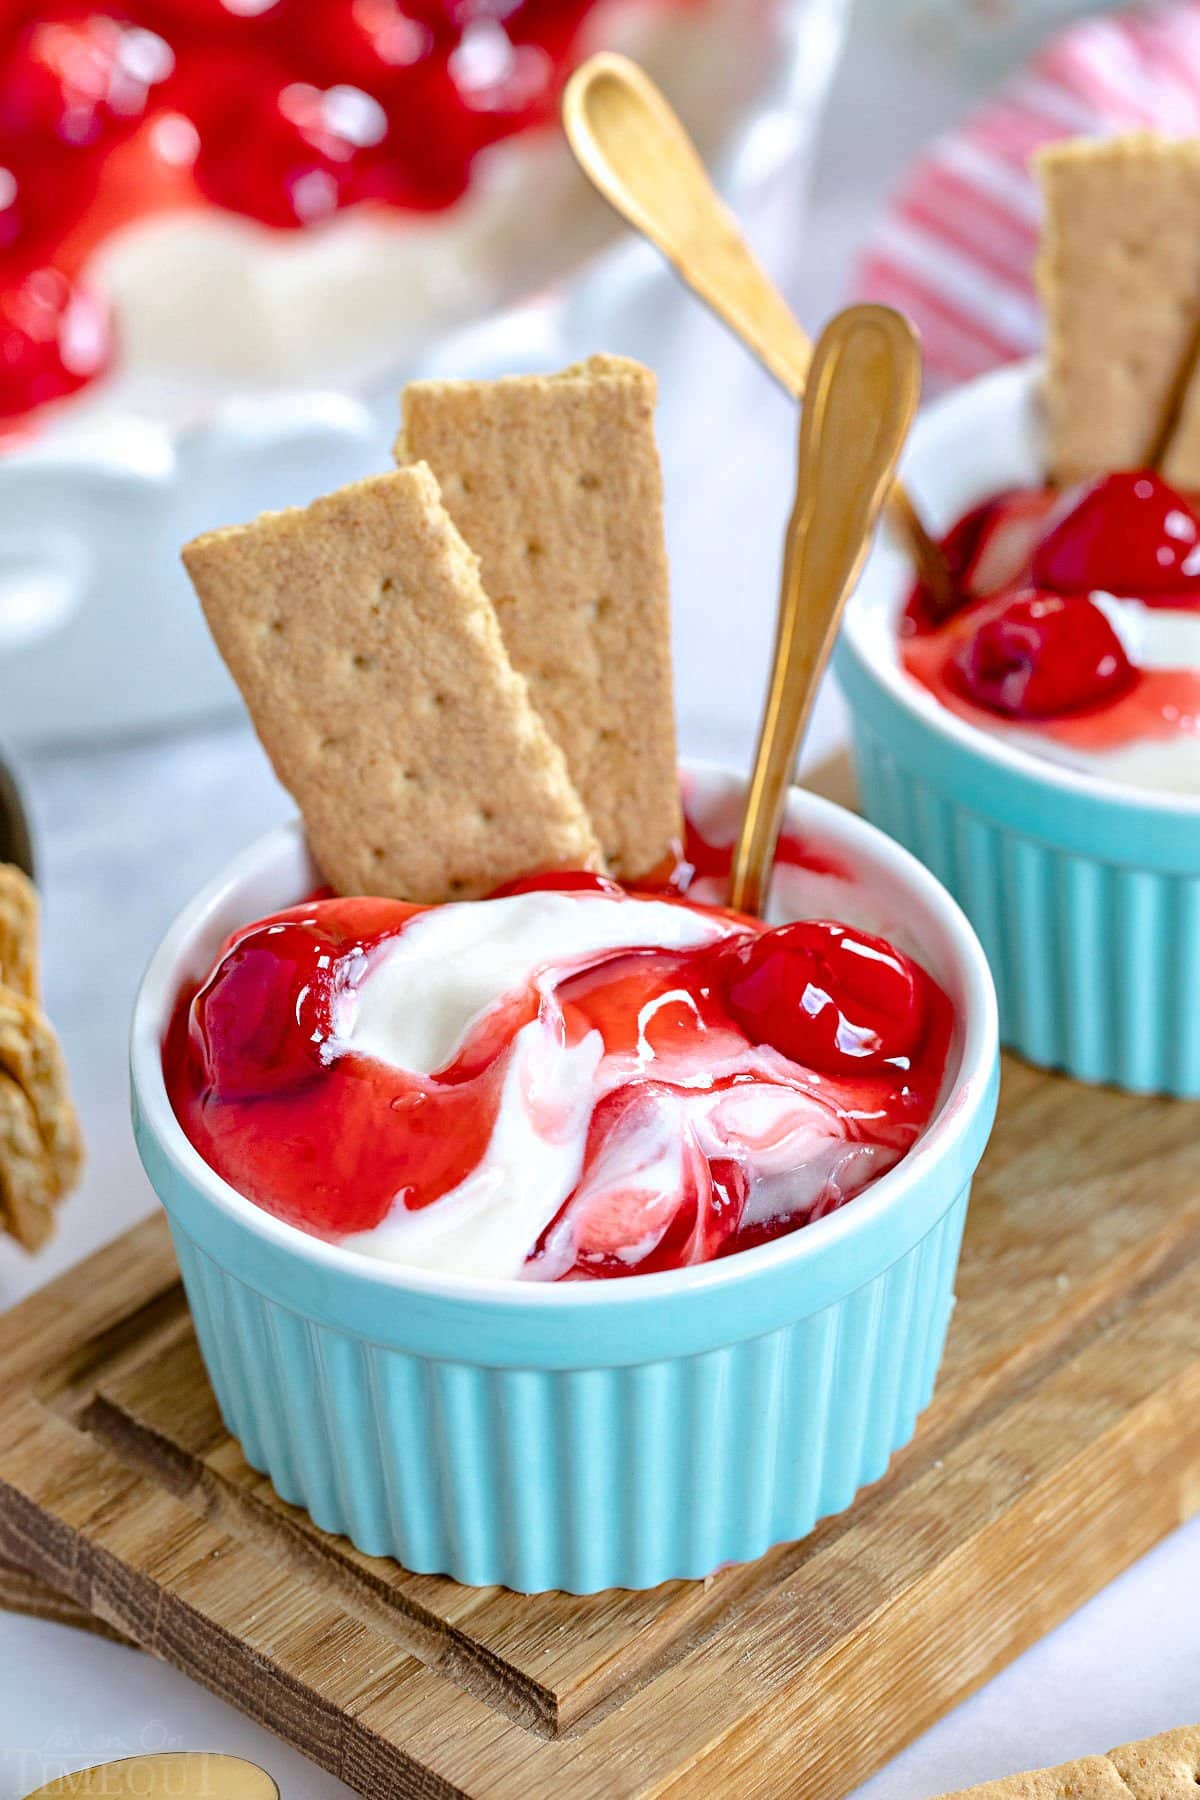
[562,54,951,607]
[564,53,813,393]
[729,304,921,917]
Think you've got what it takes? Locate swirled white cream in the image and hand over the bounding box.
[333,890,903,1280]
[341,890,725,1071]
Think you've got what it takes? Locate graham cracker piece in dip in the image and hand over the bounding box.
[1037,134,1200,484]
[398,355,680,881]
[183,467,602,903]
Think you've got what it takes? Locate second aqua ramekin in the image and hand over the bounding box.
[131,766,998,1593]
[837,360,1200,1097]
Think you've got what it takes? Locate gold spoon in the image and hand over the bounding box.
[24,1753,278,1799]
[728,304,921,917]
[562,53,952,609]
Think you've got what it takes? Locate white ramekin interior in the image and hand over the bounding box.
[842,357,1200,822]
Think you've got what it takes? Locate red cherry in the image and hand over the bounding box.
[0,12,173,147]
[188,915,347,1100]
[0,268,110,423]
[505,0,596,65]
[296,0,436,96]
[447,15,552,136]
[142,0,291,34]
[488,869,624,900]
[352,50,479,211]
[950,589,1136,720]
[414,0,480,27]
[0,166,19,254]
[1031,471,1200,597]
[0,136,97,259]
[720,919,930,1076]
[191,72,387,227]
[158,40,256,142]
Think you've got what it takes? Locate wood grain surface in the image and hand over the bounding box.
[0,1554,124,1641]
[0,763,1197,1797]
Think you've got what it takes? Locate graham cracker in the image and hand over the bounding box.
[0,865,38,1001]
[0,988,83,1204]
[1109,1723,1200,1796]
[0,1069,58,1252]
[183,467,602,903]
[397,355,680,880]
[0,874,83,1252]
[938,1724,1200,1798]
[938,1760,1132,1799]
[1037,135,1200,484]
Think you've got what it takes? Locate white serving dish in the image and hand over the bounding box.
[0,0,848,745]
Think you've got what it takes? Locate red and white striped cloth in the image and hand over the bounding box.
[855,2,1200,390]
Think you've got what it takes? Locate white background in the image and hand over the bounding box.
[2,3,1198,1795]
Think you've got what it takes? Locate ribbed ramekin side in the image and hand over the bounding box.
[166,1187,970,1593]
[850,717,1200,1098]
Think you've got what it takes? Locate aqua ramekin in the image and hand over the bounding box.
[837,360,1200,1098]
[130,766,998,1593]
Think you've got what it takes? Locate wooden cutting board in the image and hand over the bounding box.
[0,1555,123,1640]
[3,779,1200,1797]
[4,1075,1200,1795]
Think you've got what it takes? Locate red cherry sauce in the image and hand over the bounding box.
[901,472,1200,755]
[0,0,698,433]
[164,841,952,1282]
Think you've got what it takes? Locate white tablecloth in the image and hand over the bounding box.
[2,6,1196,1794]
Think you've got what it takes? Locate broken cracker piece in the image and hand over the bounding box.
[398,355,680,881]
[0,864,38,1001]
[1109,1723,1200,1797]
[1037,134,1200,484]
[0,987,83,1203]
[0,878,83,1253]
[937,1757,1135,1798]
[183,467,602,903]
[0,1068,57,1252]
[937,1723,1200,1798]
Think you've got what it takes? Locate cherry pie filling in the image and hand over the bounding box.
[901,470,1200,752]
[0,0,700,431]
[165,838,953,1282]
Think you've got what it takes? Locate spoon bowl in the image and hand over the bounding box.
[563,53,951,607]
[24,1753,278,1799]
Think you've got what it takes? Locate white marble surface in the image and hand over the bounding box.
[1,5,1197,1797]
